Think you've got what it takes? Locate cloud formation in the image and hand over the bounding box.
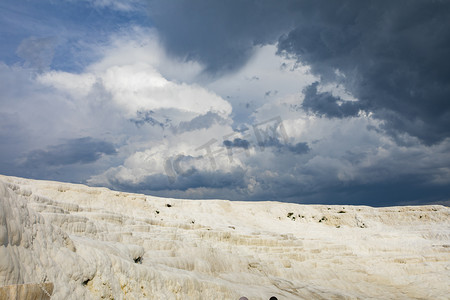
[302,82,361,118]
[149,0,450,145]
[276,0,450,145]
[16,36,56,71]
[173,112,228,134]
[24,137,117,167]
[1,1,449,206]
[148,0,295,74]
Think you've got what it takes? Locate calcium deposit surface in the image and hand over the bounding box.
[0,175,449,299]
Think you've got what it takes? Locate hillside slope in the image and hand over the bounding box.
[1,175,449,299]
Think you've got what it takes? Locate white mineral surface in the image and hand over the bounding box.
[0,175,449,299]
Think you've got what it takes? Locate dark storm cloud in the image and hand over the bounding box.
[148,0,295,74]
[276,0,450,145]
[24,137,117,168]
[281,174,450,207]
[302,82,361,118]
[149,0,450,144]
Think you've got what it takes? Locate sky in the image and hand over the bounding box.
[1,0,449,206]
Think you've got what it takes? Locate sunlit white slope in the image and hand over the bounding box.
[0,175,449,299]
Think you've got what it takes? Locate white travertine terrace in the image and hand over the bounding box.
[0,175,449,299]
